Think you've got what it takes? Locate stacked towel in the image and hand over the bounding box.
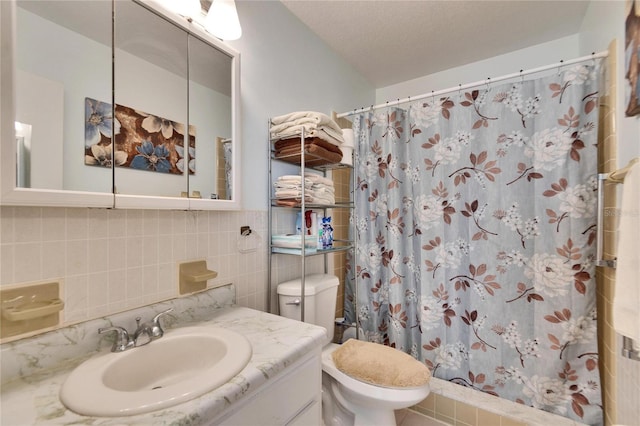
[271,234,317,249]
[274,137,343,166]
[613,160,640,342]
[273,174,335,206]
[270,111,345,146]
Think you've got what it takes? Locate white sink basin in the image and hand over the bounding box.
[60,326,252,417]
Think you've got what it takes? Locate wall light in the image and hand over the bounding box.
[204,0,242,41]
[165,0,242,41]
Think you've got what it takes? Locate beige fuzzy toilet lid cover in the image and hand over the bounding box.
[331,339,431,388]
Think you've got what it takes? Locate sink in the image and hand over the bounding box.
[60,326,252,417]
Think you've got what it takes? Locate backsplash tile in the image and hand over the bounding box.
[0,206,269,336]
[0,284,236,384]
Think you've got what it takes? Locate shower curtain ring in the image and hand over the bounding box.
[485,77,491,91]
[557,59,564,75]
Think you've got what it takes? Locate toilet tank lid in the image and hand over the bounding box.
[277,274,339,296]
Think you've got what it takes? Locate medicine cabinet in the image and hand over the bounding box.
[0,0,241,210]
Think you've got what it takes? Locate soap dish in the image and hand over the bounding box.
[2,298,64,322]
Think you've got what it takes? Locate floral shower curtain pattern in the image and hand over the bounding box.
[348,63,602,424]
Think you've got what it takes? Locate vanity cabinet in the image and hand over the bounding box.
[212,349,322,425]
[267,122,355,320]
[0,294,327,426]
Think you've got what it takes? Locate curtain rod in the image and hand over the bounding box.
[337,50,608,118]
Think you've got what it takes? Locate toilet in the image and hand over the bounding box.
[277,274,430,426]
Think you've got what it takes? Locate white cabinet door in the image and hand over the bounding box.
[213,349,322,426]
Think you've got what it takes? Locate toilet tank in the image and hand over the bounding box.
[277,274,339,345]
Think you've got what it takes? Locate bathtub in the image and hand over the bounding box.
[337,325,589,426]
[411,377,589,426]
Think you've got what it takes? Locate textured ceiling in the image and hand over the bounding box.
[280,0,591,88]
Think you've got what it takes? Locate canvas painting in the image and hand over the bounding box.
[625,0,640,116]
[84,97,196,174]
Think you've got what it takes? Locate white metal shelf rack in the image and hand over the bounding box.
[267,121,356,324]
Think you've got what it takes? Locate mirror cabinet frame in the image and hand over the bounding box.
[0,0,241,210]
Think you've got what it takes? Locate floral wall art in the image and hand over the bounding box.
[84,97,196,174]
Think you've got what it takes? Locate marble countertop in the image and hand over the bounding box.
[0,287,326,425]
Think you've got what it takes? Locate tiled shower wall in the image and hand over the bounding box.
[332,113,354,322]
[0,207,269,329]
[596,39,640,426]
[602,38,640,426]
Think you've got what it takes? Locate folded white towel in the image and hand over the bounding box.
[342,129,355,148]
[613,160,640,341]
[276,181,301,187]
[277,175,309,182]
[311,187,335,196]
[272,234,317,249]
[310,195,335,205]
[271,125,345,146]
[271,111,343,134]
[275,189,308,198]
[269,117,339,135]
[275,176,313,187]
[305,173,335,187]
[275,181,312,188]
[273,193,335,205]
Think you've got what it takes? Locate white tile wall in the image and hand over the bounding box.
[0,207,269,327]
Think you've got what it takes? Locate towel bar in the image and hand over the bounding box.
[595,173,617,268]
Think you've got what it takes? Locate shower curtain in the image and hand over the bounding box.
[347,62,602,424]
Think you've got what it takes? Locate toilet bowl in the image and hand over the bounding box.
[322,343,430,425]
[277,274,431,426]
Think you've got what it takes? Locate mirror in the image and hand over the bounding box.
[1,0,240,209]
[8,0,113,199]
[186,34,232,201]
[113,0,190,200]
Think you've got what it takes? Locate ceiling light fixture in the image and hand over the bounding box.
[204,0,242,41]
[166,0,242,41]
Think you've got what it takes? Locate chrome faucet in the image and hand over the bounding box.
[98,326,134,352]
[98,307,174,352]
[132,308,173,347]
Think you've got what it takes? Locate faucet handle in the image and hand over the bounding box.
[98,326,134,352]
[150,307,173,338]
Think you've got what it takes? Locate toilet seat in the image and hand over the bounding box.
[322,344,430,406]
